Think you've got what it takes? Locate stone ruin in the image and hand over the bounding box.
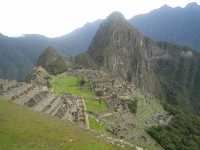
[64,69,140,139]
[0,79,88,128]
[25,66,51,87]
[0,68,170,149]
[64,69,171,148]
[65,69,136,112]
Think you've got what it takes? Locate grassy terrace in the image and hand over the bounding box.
[50,74,108,132]
[89,116,106,133]
[0,98,131,150]
[50,74,108,113]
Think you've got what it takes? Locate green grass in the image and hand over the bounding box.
[89,116,106,133]
[134,92,165,128]
[50,75,108,113]
[130,91,166,150]
[0,99,131,150]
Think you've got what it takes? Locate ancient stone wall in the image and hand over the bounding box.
[0,79,88,127]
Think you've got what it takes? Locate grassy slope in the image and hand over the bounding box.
[50,74,108,113]
[0,98,131,150]
[135,91,165,128]
[88,116,106,133]
[131,91,165,150]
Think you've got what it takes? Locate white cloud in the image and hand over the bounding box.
[0,0,199,37]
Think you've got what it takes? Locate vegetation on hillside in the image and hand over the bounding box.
[37,47,68,75]
[147,105,200,150]
[130,2,200,51]
[0,98,131,150]
[89,116,106,133]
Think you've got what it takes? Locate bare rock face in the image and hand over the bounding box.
[87,12,200,115]
[87,12,161,94]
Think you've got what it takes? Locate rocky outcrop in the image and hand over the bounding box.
[87,12,161,95]
[37,47,67,75]
[0,79,88,127]
[25,66,51,87]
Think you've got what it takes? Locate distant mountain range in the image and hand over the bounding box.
[130,2,200,51]
[0,2,200,80]
[0,20,101,80]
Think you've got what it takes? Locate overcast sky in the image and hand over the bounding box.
[0,0,199,37]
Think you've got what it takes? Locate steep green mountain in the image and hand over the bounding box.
[87,12,161,94]
[1,2,200,81]
[0,20,101,80]
[0,34,48,80]
[130,2,200,51]
[155,42,200,115]
[86,12,200,115]
[53,20,102,55]
[147,106,200,150]
[37,47,67,75]
[84,11,200,149]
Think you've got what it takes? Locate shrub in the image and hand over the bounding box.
[127,99,138,113]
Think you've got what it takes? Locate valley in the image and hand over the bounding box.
[1,3,200,150]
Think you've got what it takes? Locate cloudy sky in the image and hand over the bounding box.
[0,0,199,37]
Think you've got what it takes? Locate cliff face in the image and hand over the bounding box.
[155,42,200,114]
[87,12,200,114]
[88,12,161,94]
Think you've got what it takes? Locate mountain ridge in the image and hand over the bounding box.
[1,9,200,150]
[1,2,200,80]
[130,2,200,51]
[85,11,200,115]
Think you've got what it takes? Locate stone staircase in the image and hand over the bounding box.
[0,79,88,127]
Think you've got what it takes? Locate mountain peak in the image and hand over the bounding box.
[43,46,57,55]
[186,2,199,8]
[37,47,67,75]
[161,4,171,10]
[87,11,160,93]
[107,11,125,19]
[105,11,126,23]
